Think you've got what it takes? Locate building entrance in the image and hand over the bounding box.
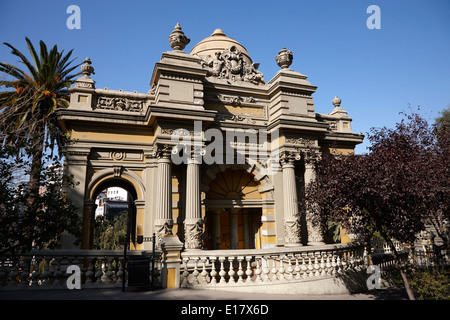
[205,208,262,250]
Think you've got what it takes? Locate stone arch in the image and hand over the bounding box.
[87,167,146,201]
[82,167,146,249]
[200,160,274,200]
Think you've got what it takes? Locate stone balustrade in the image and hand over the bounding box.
[2,240,436,293]
[370,239,406,255]
[179,242,366,292]
[0,250,161,289]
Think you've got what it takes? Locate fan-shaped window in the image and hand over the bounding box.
[206,169,261,200]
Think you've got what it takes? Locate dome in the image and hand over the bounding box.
[190,29,252,64]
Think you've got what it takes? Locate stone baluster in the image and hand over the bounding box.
[286,255,294,280]
[271,256,278,281]
[84,256,95,287]
[331,253,337,275]
[200,258,208,284]
[307,254,314,278]
[218,257,226,284]
[314,253,320,277]
[278,256,286,281]
[320,253,326,276]
[192,258,200,285]
[227,257,236,283]
[294,255,301,280]
[181,257,190,287]
[210,257,218,284]
[116,257,124,286]
[245,257,253,283]
[341,250,347,271]
[262,257,270,282]
[336,255,342,274]
[254,258,262,283]
[99,257,110,284]
[236,257,244,283]
[95,257,104,285]
[104,257,114,284]
[326,253,332,275]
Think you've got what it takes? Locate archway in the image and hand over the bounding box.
[83,177,140,250]
[204,168,263,249]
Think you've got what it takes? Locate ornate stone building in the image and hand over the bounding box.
[58,24,364,250]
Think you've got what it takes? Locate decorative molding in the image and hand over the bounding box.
[95,96,145,113]
[160,72,202,83]
[216,114,256,124]
[216,94,257,107]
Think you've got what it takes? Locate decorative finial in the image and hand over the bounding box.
[275,47,293,69]
[168,23,191,51]
[80,57,95,77]
[332,96,342,108]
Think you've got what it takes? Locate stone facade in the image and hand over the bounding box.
[57,24,364,250]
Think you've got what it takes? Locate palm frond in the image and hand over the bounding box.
[3,41,39,81]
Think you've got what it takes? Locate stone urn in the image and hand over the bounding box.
[80,57,94,77]
[332,96,342,108]
[168,23,190,51]
[275,47,293,69]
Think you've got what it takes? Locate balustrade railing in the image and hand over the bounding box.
[179,242,366,288]
[0,250,161,289]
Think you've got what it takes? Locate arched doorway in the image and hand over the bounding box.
[85,178,138,250]
[204,168,262,249]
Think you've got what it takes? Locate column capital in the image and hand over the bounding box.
[147,143,174,160]
[279,149,301,167]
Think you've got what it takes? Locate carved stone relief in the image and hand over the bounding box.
[96,96,145,112]
[195,45,265,85]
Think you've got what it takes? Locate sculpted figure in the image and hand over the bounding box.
[243,62,265,85]
[211,51,225,77]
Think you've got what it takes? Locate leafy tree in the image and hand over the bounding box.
[0,140,81,256]
[305,110,449,300]
[93,211,128,250]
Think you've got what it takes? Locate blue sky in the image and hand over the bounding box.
[1,0,449,154]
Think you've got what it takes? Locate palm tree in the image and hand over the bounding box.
[0,37,81,195]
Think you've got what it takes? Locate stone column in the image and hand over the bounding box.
[281,151,302,247]
[212,212,221,249]
[184,156,203,250]
[154,145,173,245]
[230,209,239,249]
[305,161,325,245]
